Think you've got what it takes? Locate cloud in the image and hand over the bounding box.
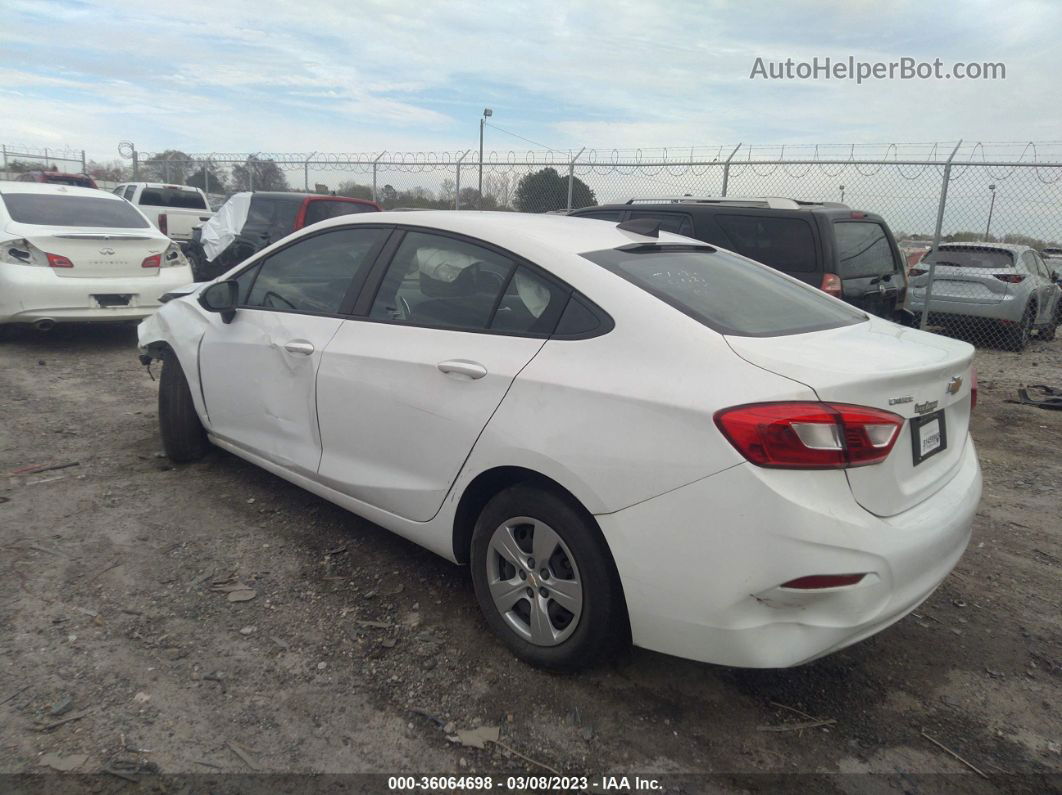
[1,0,1059,164]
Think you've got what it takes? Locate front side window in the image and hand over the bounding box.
[124,185,136,201]
[833,221,897,279]
[583,245,865,337]
[369,231,515,331]
[243,227,387,314]
[716,214,817,273]
[0,193,149,228]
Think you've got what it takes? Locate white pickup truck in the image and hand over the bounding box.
[112,183,213,247]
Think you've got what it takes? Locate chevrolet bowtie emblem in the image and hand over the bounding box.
[947,376,963,395]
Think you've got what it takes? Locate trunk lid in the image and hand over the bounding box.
[13,227,167,279]
[725,318,975,516]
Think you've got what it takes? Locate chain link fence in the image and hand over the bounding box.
[3,140,1060,351]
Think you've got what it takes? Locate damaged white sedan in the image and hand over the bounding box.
[138,211,981,670]
[0,182,194,331]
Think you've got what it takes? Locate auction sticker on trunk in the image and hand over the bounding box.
[911,410,947,465]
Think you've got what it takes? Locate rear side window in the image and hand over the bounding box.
[715,215,817,273]
[137,187,207,210]
[575,210,624,222]
[247,197,299,233]
[833,221,897,279]
[582,246,865,337]
[924,247,1014,269]
[304,199,377,226]
[489,266,567,334]
[0,193,150,228]
[369,231,515,331]
[628,210,694,237]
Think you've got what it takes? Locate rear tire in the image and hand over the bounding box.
[1041,302,1059,342]
[1005,303,1035,352]
[158,353,210,462]
[470,484,628,671]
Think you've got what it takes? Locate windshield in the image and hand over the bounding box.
[582,245,865,337]
[0,193,150,228]
[924,247,1014,269]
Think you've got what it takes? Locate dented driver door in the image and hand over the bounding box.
[195,225,391,477]
[197,309,342,476]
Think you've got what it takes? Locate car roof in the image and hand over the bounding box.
[0,181,114,198]
[937,242,1032,254]
[582,200,862,217]
[309,210,698,255]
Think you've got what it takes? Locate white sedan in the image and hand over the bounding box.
[138,211,981,670]
[0,182,194,330]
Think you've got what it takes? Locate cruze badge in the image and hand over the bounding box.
[947,376,963,395]
[914,400,939,415]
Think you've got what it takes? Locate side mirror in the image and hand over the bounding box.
[198,280,238,323]
[1052,270,1060,283]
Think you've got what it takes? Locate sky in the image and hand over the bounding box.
[1,0,1061,164]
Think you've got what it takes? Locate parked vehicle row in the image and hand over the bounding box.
[139,210,981,671]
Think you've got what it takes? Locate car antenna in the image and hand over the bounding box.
[616,218,661,238]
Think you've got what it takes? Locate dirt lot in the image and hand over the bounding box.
[0,324,1059,792]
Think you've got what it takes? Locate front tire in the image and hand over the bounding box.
[470,484,627,671]
[158,353,210,462]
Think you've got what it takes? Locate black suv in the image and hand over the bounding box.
[570,197,910,321]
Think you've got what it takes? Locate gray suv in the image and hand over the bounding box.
[907,243,1061,350]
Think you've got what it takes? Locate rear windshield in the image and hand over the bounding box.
[582,245,865,337]
[715,214,817,273]
[924,247,1014,269]
[0,193,150,228]
[833,221,898,279]
[304,199,377,226]
[137,187,208,210]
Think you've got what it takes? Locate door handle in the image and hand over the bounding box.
[437,359,487,379]
[283,340,315,356]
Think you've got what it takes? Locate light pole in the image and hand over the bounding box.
[479,108,492,209]
[985,184,997,240]
[839,184,846,203]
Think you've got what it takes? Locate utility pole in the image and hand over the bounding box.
[478,108,492,209]
[920,140,963,330]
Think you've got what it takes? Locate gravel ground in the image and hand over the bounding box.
[0,324,1059,792]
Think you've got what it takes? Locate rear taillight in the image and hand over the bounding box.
[714,402,903,469]
[158,214,168,235]
[970,367,978,413]
[781,574,866,590]
[908,267,927,277]
[819,272,842,298]
[141,254,161,268]
[46,252,74,268]
[993,274,1024,284]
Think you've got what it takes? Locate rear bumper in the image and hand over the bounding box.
[908,290,1021,323]
[596,437,981,668]
[0,263,194,324]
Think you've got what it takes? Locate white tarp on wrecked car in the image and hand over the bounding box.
[199,192,252,262]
